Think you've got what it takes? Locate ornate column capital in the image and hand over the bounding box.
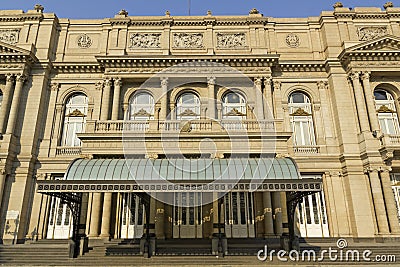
[95,81,103,90]
[16,74,27,83]
[263,77,272,87]
[361,71,371,81]
[114,78,122,87]
[50,83,60,91]
[5,73,15,83]
[317,81,328,90]
[103,78,112,87]
[207,76,216,86]
[160,77,168,87]
[349,71,360,81]
[273,80,281,90]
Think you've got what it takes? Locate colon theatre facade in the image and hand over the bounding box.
[0,3,399,255]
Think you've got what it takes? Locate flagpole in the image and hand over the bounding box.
[188,0,191,16]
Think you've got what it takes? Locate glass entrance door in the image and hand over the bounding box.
[120,193,144,239]
[296,191,329,237]
[47,196,73,239]
[173,192,202,238]
[224,192,255,238]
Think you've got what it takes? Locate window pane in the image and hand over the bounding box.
[374,90,387,100]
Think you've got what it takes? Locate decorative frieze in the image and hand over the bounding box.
[77,34,92,48]
[0,30,19,44]
[285,33,300,48]
[129,33,161,49]
[216,33,246,49]
[357,27,388,41]
[173,33,203,49]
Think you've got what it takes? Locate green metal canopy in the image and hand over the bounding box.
[65,158,300,181]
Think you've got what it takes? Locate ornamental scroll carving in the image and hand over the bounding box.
[357,27,388,41]
[129,33,161,49]
[173,33,203,48]
[0,30,19,44]
[216,33,246,48]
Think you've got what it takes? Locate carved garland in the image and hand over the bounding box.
[216,33,246,49]
[173,33,204,49]
[357,27,388,41]
[290,108,311,116]
[0,30,19,44]
[129,33,161,49]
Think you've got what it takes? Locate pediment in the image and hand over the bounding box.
[345,35,400,52]
[0,41,31,55]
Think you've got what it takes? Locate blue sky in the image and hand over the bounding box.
[1,0,398,18]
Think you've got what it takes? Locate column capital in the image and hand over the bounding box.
[95,81,103,90]
[273,80,281,90]
[103,78,112,87]
[50,82,60,91]
[160,77,168,87]
[349,71,360,81]
[5,73,15,83]
[361,71,371,81]
[263,77,272,87]
[16,74,27,83]
[317,81,328,90]
[207,76,216,85]
[114,78,122,87]
[254,77,262,87]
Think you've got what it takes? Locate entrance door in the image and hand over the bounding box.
[224,192,255,238]
[296,191,329,237]
[47,196,73,239]
[120,193,144,239]
[173,192,202,238]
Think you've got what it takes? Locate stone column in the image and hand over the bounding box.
[254,77,264,120]
[6,74,26,134]
[160,77,168,120]
[272,192,283,235]
[0,169,7,211]
[349,72,370,133]
[272,81,283,120]
[100,78,112,120]
[111,78,122,120]
[0,74,15,133]
[366,168,389,234]
[380,169,400,234]
[263,78,273,119]
[361,72,380,133]
[263,192,274,236]
[100,193,112,238]
[317,81,333,139]
[155,198,165,239]
[88,193,102,237]
[207,77,216,119]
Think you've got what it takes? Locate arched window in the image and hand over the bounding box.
[128,92,154,120]
[61,93,88,147]
[222,92,247,119]
[176,92,200,120]
[374,89,400,135]
[288,92,316,146]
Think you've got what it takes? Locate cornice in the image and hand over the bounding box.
[52,62,103,73]
[0,13,43,23]
[277,61,326,72]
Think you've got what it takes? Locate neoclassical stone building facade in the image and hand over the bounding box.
[0,2,399,254]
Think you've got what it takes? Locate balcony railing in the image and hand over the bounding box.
[380,134,400,146]
[56,146,82,156]
[293,145,320,154]
[85,119,280,134]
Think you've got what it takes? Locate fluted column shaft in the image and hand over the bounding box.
[254,78,264,119]
[111,78,121,120]
[272,192,283,235]
[160,78,168,120]
[100,79,112,120]
[367,169,389,234]
[263,78,273,119]
[207,77,216,119]
[263,192,274,236]
[349,72,370,133]
[361,72,380,133]
[6,74,26,134]
[272,81,283,120]
[380,170,400,234]
[0,74,15,134]
[100,193,112,238]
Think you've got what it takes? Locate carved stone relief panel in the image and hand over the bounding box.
[77,34,93,48]
[357,27,388,41]
[129,33,161,49]
[173,33,204,49]
[285,33,300,48]
[0,30,19,44]
[216,33,246,49]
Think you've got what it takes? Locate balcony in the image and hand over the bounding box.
[379,134,400,161]
[85,119,280,134]
[293,145,320,154]
[56,146,82,156]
